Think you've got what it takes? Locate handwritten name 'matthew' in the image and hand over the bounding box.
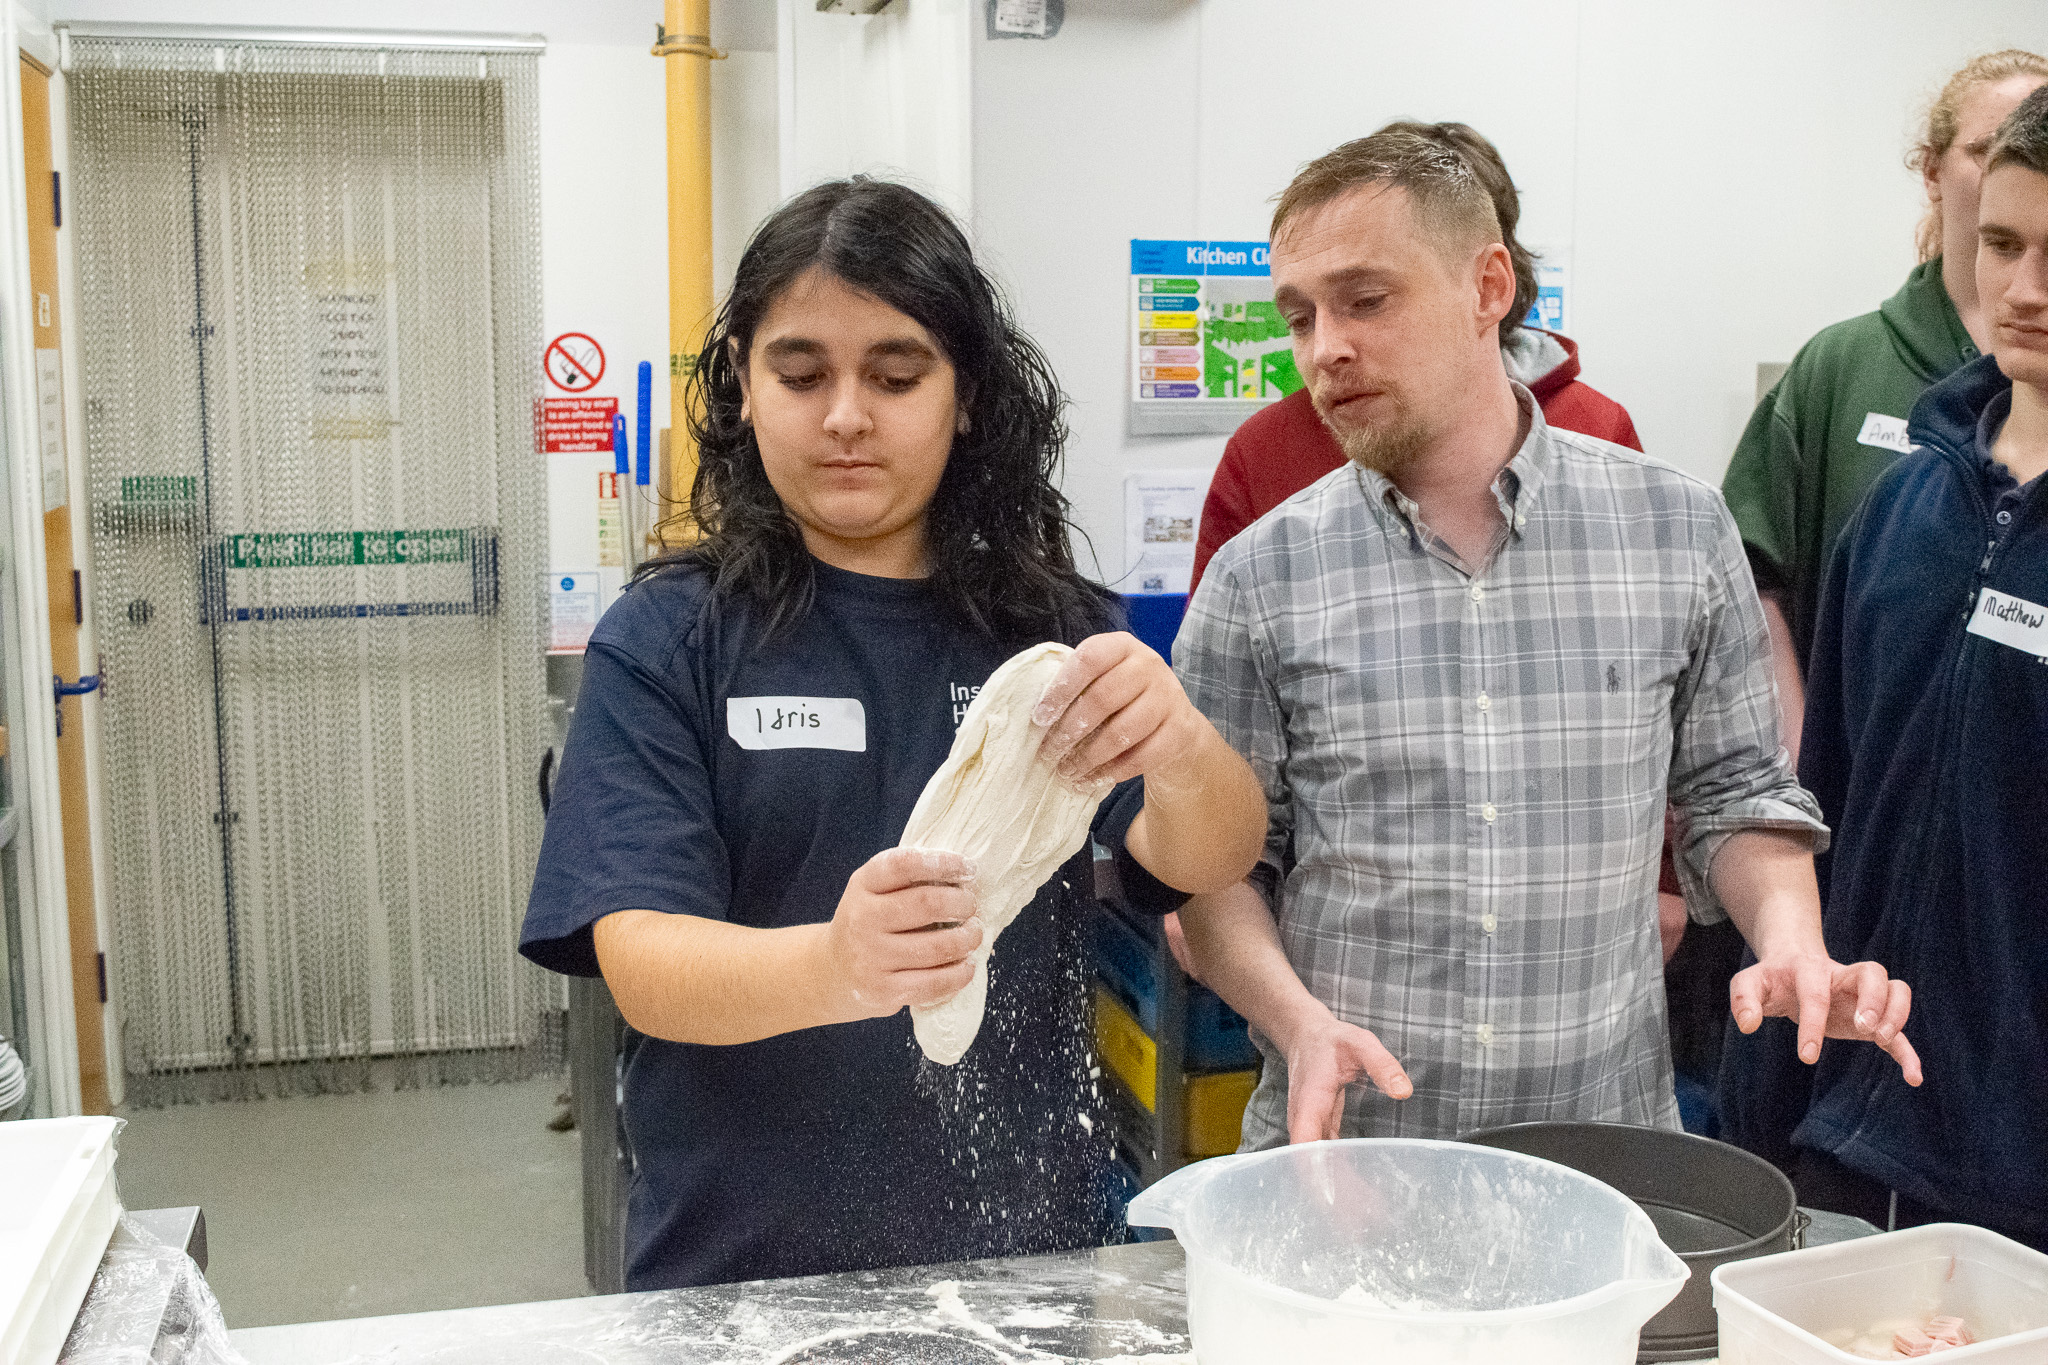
[1985,593,2045,630]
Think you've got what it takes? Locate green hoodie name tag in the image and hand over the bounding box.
[1856,412,1913,453]
[1968,588,2048,662]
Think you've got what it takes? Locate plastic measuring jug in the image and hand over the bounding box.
[1126,1137,1688,1365]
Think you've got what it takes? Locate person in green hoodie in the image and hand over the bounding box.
[1706,50,2045,1166]
[1724,49,2047,690]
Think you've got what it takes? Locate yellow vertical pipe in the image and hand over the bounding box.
[657,0,720,539]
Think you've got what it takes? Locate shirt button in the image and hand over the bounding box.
[1514,512,1526,529]
[1481,913,1498,934]
[1470,583,1485,602]
[1481,802,1497,823]
[1476,1023,1495,1046]
[1997,510,2013,525]
[1476,692,1491,712]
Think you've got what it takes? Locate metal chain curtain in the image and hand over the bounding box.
[67,35,554,1104]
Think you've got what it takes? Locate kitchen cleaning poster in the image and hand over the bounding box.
[1129,239,1303,437]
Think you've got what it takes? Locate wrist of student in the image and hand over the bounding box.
[794,922,876,1028]
[1141,719,1229,804]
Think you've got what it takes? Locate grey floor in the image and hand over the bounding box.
[113,1069,587,1330]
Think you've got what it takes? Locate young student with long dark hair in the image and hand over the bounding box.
[520,178,1264,1289]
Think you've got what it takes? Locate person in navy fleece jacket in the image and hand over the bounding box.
[1720,85,2048,1247]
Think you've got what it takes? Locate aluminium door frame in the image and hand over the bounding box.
[0,3,79,1118]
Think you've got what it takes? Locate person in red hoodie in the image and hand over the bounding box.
[1189,120,1640,595]
[1171,121,1685,1026]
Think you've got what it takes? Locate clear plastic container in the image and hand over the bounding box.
[1,1116,123,1365]
[1713,1222,2048,1363]
[1126,1137,1688,1365]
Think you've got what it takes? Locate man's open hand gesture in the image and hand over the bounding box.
[1731,951,1920,1085]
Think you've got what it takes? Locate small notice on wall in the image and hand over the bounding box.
[596,472,625,567]
[545,332,606,393]
[541,396,619,454]
[550,571,602,653]
[314,291,387,401]
[1524,262,1568,333]
[1124,469,1208,595]
[1129,239,1302,437]
[993,0,1048,35]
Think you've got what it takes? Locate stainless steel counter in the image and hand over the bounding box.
[229,1239,1195,1364]
[95,1205,1874,1364]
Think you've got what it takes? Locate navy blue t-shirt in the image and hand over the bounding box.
[521,558,1176,1288]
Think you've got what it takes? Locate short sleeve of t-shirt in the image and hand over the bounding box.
[522,628,726,977]
[1094,778,1188,916]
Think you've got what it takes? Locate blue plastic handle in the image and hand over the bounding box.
[611,413,628,475]
[635,361,653,487]
[53,671,102,737]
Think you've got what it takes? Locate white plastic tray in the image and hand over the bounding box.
[1713,1222,2048,1363]
[0,1116,123,1365]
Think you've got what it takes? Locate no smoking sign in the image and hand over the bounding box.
[544,332,606,392]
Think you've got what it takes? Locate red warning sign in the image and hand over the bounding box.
[540,395,618,453]
[544,332,606,392]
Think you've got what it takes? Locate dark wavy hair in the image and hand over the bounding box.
[644,176,1114,646]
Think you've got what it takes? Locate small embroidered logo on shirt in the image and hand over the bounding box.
[1606,663,1621,693]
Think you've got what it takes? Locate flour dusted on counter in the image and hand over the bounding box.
[903,643,1110,1065]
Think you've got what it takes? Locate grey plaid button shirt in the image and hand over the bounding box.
[1177,390,1828,1149]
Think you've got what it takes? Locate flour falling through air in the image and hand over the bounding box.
[902,642,1111,1064]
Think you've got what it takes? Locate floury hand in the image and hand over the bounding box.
[827,848,983,1017]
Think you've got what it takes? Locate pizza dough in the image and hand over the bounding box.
[901,642,1112,1065]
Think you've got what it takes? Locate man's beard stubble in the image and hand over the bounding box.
[1310,378,1430,478]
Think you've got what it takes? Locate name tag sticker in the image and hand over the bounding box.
[1967,589,2048,661]
[727,696,867,752]
[1855,412,1913,453]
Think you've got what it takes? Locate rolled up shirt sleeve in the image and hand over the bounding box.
[1667,499,1830,922]
[1172,547,1292,906]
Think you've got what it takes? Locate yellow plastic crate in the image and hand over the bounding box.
[1094,986,1258,1159]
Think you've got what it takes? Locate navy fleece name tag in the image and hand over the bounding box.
[726,697,867,751]
[1967,589,2048,661]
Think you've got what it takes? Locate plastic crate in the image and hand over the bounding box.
[1094,986,1257,1158]
[1,1116,123,1365]
[1091,902,1258,1071]
[1713,1222,2048,1364]
[1119,592,1189,661]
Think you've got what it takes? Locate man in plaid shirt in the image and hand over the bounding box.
[1175,129,1924,1149]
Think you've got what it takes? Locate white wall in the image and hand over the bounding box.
[970,0,1203,585]
[776,0,974,216]
[973,0,2048,579]
[535,41,778,579]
